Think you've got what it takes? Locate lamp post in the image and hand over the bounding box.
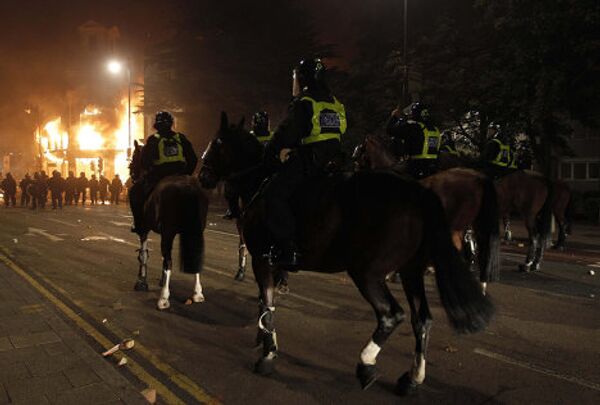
[107,60,132,158]
[402,0,409,106]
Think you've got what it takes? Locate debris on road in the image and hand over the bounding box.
[102,338,135,357]
[589,270,595,276]
[118,357,128,366]
[12,238,18,243]
[208,222,217,227]
[517,243,525,247]
[102,318,108,324]
[141,388,156,404]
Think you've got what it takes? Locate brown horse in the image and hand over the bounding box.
[356,135,500,291]
[129,141,209,310]
[199,113,494,396]
[551,180,574,250]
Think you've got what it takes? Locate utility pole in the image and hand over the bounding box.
[402,0,409,106]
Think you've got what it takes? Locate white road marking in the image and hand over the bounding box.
[587,263,600,268]
[27,227,64,242]
[202,265,338,310]
[121,215,133,219]
[109,221,131,227]
[81,235,139,248]
[206,229,238,238]
[46,218,78,227]
[474,348,600,392]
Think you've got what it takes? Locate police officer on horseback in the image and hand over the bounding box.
[222,110,274,220]
[263,57,347,266]
[129,111,198,233]
[483,123,512,179]
[387,102,441,179]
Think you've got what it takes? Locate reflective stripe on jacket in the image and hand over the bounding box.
[152,133,187,165]
[491,139,510,167]
[410,122,441,159]
[300,96,347,145]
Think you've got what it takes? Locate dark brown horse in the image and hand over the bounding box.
[129,141,209,310]
[551,180,574,250]
[356,135,500,292]
[199,113,494,396]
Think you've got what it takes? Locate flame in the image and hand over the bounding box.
[78,123,105,150]
[43,117,68,151]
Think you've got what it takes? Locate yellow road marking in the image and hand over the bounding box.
[0,249,221,405]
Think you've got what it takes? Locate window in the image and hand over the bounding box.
[560,163,572,179]
[574,163,587,179]
[590,163,600,179]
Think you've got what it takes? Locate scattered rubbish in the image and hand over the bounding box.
[590,294,595,298]
[77,219,82,223]
[102,338,135,357]
[184,298,193,306]
[102,318,108,324]
[589,270,595,276]
[517,243,524,247]
[141,388,156,404]
[208,222,217,227]
[117,357,128,366]
[12,238,18,244]
[132,330,140,336]
[444,344,458,353]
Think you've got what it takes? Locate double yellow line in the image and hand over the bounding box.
[0,249,221,405]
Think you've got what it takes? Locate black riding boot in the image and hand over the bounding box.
[129,182,146,233]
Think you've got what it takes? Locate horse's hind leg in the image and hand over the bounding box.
[253,257,278,376]
[134,233,149,291]
[235,238,247,281]
[553,219,567,251]
[157,233,175,310]
[396,269,432,396]
[520,217,538,273]
[352,271,405,390]
[503,216,512,242]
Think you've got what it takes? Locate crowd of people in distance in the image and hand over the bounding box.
[0,170,130,209]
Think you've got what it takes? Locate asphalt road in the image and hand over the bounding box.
[0,203,599,404]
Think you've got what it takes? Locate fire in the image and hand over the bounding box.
[36,97,143,180]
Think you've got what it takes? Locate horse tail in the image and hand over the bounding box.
[475,176,500,283]
[179,185,207,274]
[537,179,554,243]
[422,189,495,334]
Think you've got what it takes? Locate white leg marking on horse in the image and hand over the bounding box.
[481,282,487,296]
[360,340,381,365]
[157,269,171,310]
[192,273,205,303]
[411,353,426,384]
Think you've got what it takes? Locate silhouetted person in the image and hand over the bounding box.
[48,170,65,209]
[98,174,110,204]
[1,172,17,207]
[76,172,88,205]
[89,174,99,205]
[39,170,49,208]
[110,174,123,205]
[19,174,32,207]
[29,172,44,210]
[64,171,77,205]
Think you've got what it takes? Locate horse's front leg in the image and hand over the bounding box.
[134,233,149,291]
[503,216,512,242]
[253,257,277,375]
[235,240,248,281]
[157,233,175,310]
[191,273,205,303]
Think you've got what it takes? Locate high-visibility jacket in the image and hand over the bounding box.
[410,122,441,159]
[300,96,347,145]
[490,139,510,167]
[152,133,187,165]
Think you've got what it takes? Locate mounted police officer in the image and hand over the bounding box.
[223,111,274,220]
[263,57,347,266]
[129,111,198,233]
[483,123,512,179]
[387,102,441,179]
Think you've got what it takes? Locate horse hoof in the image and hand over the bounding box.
[192,294,205,303]
[518,264,530,273]
[356,363,378,390]
[395,372,419,396]
[134,281,148,292]
[276,284,290,295]
[532,263,541,272]
[254,357,275,376]
[234,270,245,282]
[157,299,170,310]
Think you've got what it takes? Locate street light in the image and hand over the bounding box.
[107,59,132,158]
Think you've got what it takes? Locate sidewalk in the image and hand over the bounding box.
[0,262,146,405]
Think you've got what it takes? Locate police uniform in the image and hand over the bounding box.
[263,89,346,261]
[392,118,441,179]
[484,137,511,179]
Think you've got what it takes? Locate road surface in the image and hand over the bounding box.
[0,203,598,404]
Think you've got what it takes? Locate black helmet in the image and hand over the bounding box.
[154,111,174,130]
[294,57,326,88]
[410,102,431,122]
[252,111,269,129]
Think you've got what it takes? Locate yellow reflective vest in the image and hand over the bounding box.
[490,139,510,167]
[152,133,187,165]
[411,122,441,159]
[300,96,347,145]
